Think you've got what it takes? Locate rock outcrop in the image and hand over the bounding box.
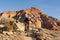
[0,7,60,40]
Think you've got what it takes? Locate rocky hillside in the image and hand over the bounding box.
[0,7,60,40]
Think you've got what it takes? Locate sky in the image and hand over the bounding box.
[0,0,60,19]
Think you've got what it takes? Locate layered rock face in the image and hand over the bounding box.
[0,7,60,40]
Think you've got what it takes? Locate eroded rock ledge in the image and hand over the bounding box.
[0,7,60,40]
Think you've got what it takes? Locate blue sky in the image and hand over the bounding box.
[0,0,60,19]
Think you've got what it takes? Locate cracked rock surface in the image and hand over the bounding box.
[0,7,60,40]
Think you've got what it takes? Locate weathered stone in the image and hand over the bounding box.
[0,7,60,40]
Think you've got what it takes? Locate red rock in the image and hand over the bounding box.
[1,11,16,18]
[0,7,60,31]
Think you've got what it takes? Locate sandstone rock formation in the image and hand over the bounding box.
[0,7,60,40]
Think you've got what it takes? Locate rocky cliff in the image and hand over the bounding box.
[0,7,60,40]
